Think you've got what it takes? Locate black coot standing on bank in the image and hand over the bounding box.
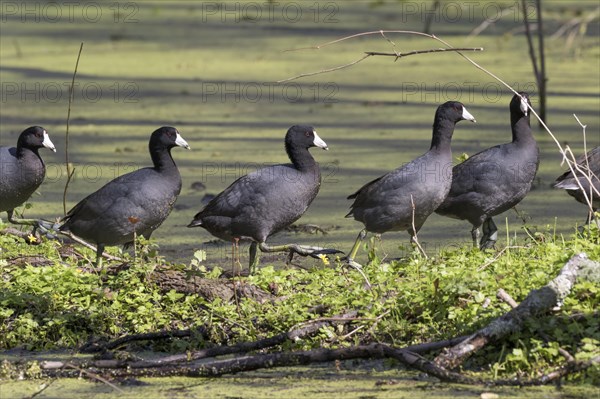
[59,127,190,266]
[553,145,600,225]
[345,101,476,266]
[188,125,338,272]
[435,92,539,249]
[0,126,56,226]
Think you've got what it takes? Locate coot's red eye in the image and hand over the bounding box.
[305,131,311,137]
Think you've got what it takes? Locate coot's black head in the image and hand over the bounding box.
[285,125,328,151]
[17,126,56,152]
[510,92,530,118]
[149,126,190,151]
[436,101,476,124]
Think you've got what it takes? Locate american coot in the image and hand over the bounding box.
[188,125,337,271]
[553,145,600,224]
[59,127,190,265]
[0,126,56,226]
[345,101,476,265]
[435,92,538,249]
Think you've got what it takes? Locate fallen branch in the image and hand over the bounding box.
[36,328,470,380]
[496,288,575,362]
[75,311,359,367]
[434,253,599,369]
[38,342,475,382]
[9,253,598,384]
[278,46,482,83]
[278,30,484,83]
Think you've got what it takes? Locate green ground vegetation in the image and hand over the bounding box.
[1,221,598,386]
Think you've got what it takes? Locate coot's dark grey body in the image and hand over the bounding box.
[345,102,476,263]
[188,125,331,269]
[60,127,189,263]
[435,93,539,248]
[0,126,56,224]
[554,145,600,221]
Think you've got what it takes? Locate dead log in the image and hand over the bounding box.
[38,329,470,378]
[434,253,599,369]
[39,342,476,382]
[150,265,274,303]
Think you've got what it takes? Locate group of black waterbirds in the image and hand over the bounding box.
[1,93,599,270]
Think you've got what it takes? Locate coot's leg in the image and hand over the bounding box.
[248,241,259,274]
[257,242,342,259]
[231,238,243,276]
[480,217,498,249]
[471,225,480,248]
[7,209,38,226]
[341,229,367,268]
[95,243,105,268]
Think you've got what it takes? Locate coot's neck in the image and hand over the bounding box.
[511,114,534,145]
[429,117,455,153]
[286,143,318,172]
[151,146,177,172]
[16,145,44,165]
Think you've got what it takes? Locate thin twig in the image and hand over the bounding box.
[63,42,84,216]
[562,146,598,211]
[410,195,427,258]
[338,325,364,341]
[496,288,519,308]
[283,30,437,52]
[468,5,516,38]
[536,0,547,123]
[65,363,125,393]
[277,54,371,83]
[25,380,54,399]
[279,47,481,83]
[522,0,540,97]
[570,115,599,216]
[365,47,482,60]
